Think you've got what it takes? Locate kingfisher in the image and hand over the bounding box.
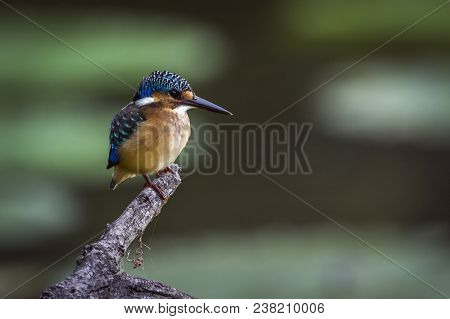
[106,70,232,199]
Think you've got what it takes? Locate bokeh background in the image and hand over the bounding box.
[1,0,449,298]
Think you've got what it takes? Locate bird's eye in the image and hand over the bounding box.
[169,89,181,99]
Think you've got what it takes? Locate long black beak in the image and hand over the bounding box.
[183,96,232,115]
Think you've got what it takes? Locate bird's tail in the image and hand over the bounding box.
[109,167,134,190]
[109,178,118,190]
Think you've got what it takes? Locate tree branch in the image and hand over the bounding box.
[41,164,192,299]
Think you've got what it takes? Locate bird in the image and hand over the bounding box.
[106,70,232,199]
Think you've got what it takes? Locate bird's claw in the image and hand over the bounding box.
[143,181,168,202]
[156,166,177,177]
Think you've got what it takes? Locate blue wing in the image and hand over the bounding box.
[106,103,146,169]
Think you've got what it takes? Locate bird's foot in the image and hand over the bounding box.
[142,175,168,202]
[143,182,168,202]
[156,166,177,177]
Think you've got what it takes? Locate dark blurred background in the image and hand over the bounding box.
[1,0,449,298]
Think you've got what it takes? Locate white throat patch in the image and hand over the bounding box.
[135,97,155,107]
[174,105,194,114]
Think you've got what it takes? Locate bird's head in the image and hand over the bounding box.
[133,70,232,115]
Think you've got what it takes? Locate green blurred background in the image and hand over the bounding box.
[1,0,449,298]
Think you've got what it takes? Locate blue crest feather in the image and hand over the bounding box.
[133,70,192,101]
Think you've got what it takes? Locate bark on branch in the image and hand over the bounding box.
[41,164,192,299]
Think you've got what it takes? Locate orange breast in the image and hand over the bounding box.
[117,107,190,175]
